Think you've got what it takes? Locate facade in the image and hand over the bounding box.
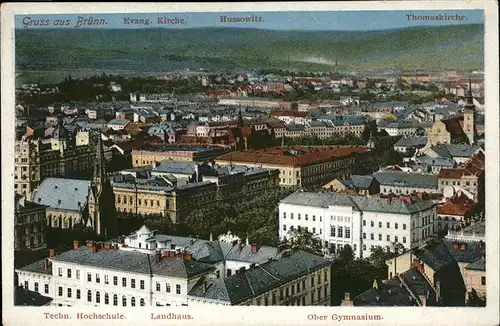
[322,175,380,196]
[15,195,48,250]
[216,146,375,190]
[374,171,439,195]
[278,191,437,259]
[15,226,332,307]
[132,145,229,167]
[14,135,95,200]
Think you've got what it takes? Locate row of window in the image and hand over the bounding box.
[155,282,181,294]
[283,212,322,222]
[363,220,407,230]
[23,281,49,294]
[57,268,146,289]
[362,233,407,243]
[117,195,161,208]
[57,287,146,306]
[329,226,351,239]
[282,225,321,235]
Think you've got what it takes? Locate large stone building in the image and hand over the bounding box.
[131,144,229,167]
[278,191,437,258]
[15,195,48,250]
[15,225,332,307]
[14,120,96,199]
[425,80,477,147]
[111,162,279,223]
[216,146,375,190]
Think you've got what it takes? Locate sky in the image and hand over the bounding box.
[15,10,484,31]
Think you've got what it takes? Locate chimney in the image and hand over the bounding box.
[184,253,192,261]
[155,250,162,263]
[452,242,459,250]
[460,243,467,251]
[73,240,79,249]
[86,240,94,249]
[93,242,100,253]
[189,239,194,245]
[246,236,249,246]
[203,281,208,294]
[49,248,55,258]
[435,280,441,301]
[251,243,258,254]
[43,259,49,272]
[209,233,213,241]
[104,242,110,250]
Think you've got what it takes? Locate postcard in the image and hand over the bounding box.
[1,2,499,326]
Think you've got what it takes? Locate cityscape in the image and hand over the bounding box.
[12,10,487,310]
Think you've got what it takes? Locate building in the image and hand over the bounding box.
[436,193,475,231]
[385,239,467,306]
[425,80,477,146]
[423,143,483,165]
[322,175,380,196]
[393,136,428,154]
[415,155,456,174]
[216,146,375,190]
[15,226,332,306]
[344,267,438,306]
[132,145,229,167]
[15,195,48,250]
[378,122,433,137]
[374,171,439,195]
[14,129,96,200]
[107,119,131,131]
[278,191,437,258]
[31,177,91,230]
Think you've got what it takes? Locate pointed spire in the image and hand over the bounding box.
[465,77,475,110]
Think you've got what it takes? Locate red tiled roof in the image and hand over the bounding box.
[438,168,465,179]
[437,201,472,216]
[216,146,372,167]
[441,117,464,135]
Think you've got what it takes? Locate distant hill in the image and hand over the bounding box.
[15,24,484,83]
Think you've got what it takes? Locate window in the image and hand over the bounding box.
[311,290,315,303]
[403,224,407,230]
[298,214,301,220]
[345,227,350,239]
[313,215,316,221]
[44,284,49,294]
[363,220,366,226]
[105,293,109,305]
[378,221,382,228]
[104,275,109,284]
[395,223,399,230]
[156,282,160,291]
[87,290,92,302]
[67,288,72,298]
[403,237,407,244]
[34,282,39,292]
[87,273,92,282]
[379,234,382,241]
[96,274,100,283]
[338,226,343,238]
[330,225,335,237]
[395,236,399,243]
[362,232,366,239]
[283,212,286,219]
[312,227,316,234]
[140,298,145,306]
[96,291,100,303]
[481,276,486,285]
[387,234,391,241]
[58,286,62,296]
[122,278,127,287]
[283,224,287,231]
[370,233,374,240]
[387,222,390,228]
[166,283,171,292]
[76,270,80,280]
[305,214,308,221]
[67,269,72,278]
[113,276,118,286]
[370,221,374,227]
[311,275,315,286]
[131,279,136,289]
[363,244,367,251]
[176,284,181,294]
[123,296,127,307]
[131,297,136,307]
[58,267,63,276]
[353,244,357,251]
[140,280,145,290]
[290,213,294,219]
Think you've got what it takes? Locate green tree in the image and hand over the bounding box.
[284,227,323,256]
[369,246,389,280]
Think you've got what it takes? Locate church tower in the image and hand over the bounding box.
[87,132,117,237]
[463,78,477,145]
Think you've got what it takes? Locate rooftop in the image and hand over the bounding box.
[32,178,91,212]
[373,171,438,189]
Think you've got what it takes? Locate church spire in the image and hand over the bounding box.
[93,131,107,188]
[464,78,475,111]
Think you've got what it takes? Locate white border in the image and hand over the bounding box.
[2,2,499,326]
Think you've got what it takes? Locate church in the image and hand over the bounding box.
[425,79,477,147]
[87,131,117,238]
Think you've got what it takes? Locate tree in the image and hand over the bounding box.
[369,246,389,280]
[284,227,323,256]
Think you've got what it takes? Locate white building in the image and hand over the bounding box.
[278,191,437,259]
[16,225,332,307]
